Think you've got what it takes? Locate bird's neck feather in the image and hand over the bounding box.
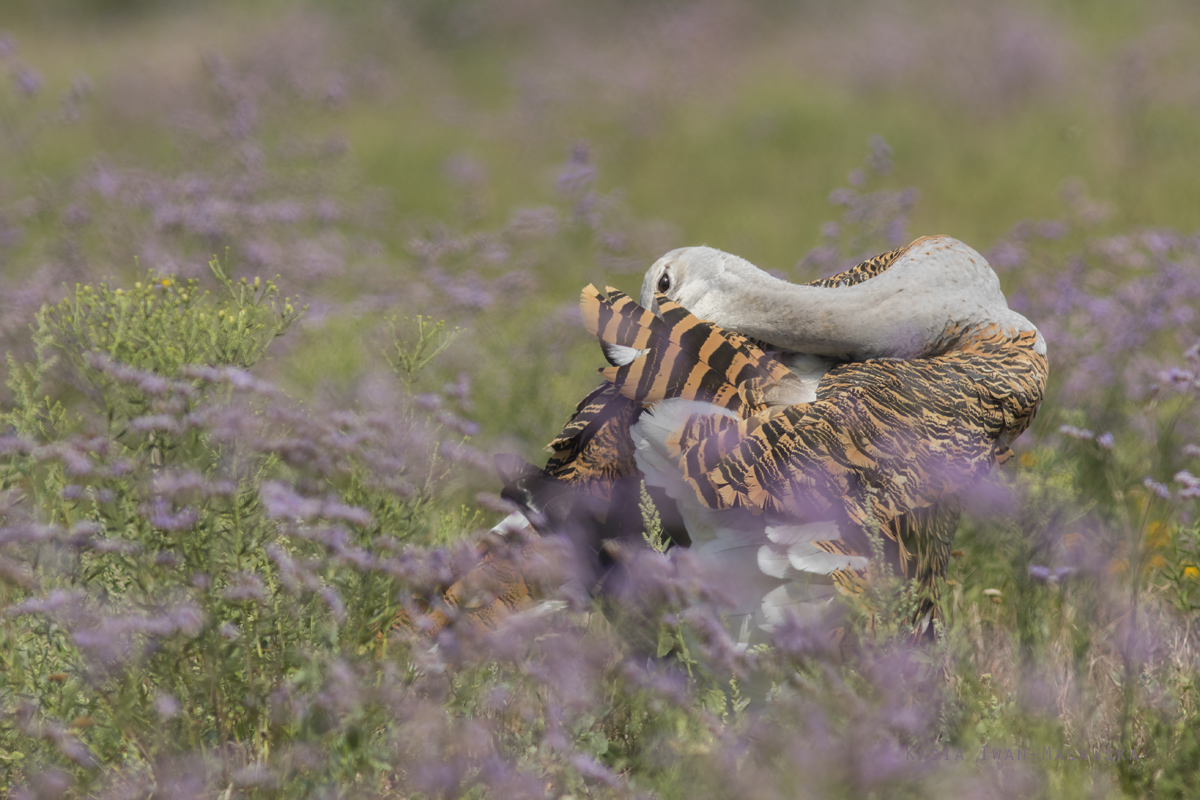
[692,238,1034,359]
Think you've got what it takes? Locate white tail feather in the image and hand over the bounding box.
[787,544,868,575]
[764,519,840,546]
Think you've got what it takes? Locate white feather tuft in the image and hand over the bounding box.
[764,519,840,546]
[786,543,868,575]
[600,341,649,367]
[632,399,737,503]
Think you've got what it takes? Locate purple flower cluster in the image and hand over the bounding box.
[798,138,920,276]
[1027,564,1076,585]
[259,481,373,527]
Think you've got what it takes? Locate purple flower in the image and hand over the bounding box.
[1036,220,1068,240]
[1058,425,1095,441]
[151,470,236,498]
[828,187,856,206]
[155,693,182,719]
[866,134,892,175]
[1143,477,1171,500]
[142,498,199,531]
[129,414,182,434]
[415,393,442,411]
[222,572,268,604]
[1160,368,1198,391]
[259,481,373,526]
[84,536,141,556]
[260,482,323,520]
[443,372,472,409]
[988,240,1027,271]
[1028,564,1074,584]
[0,435,33,456]
[556,144,595,197]
[507,206,560,238]
[231,765,274,789]
[12,65,42,97]
[319,586,347,623]
[1175,470,1200,499]
[444,154,487,188]
[9,589,87,619]
[1028,564,1054,582]
[0,523,59,546]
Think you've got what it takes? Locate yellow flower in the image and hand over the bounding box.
[1146,520,1172,550]
[1184,566,1199,579]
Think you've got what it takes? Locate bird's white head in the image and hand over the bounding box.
[640,246,775,321]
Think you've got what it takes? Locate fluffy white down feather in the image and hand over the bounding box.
[631,398,867,644]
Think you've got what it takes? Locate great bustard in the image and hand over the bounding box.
[397,237,1048,642]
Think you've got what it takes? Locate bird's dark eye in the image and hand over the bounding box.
[657,273,670,293]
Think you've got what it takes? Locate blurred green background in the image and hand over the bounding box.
[8,0,1199,252]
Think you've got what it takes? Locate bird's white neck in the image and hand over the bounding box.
[680,237,1045,359]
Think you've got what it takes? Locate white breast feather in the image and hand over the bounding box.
[631,398,858,644]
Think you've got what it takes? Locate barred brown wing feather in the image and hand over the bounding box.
[582,285,795,417]
[804,236,945,289]
[677,337,1046,527]
[388,544,533,638]
[806,242,909,288]
[546,382,622,455]
[543,383,640,494]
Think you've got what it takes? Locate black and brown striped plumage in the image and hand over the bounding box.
[805,244,910,289]
[580,284,799,418]
[392,536,532,638]
[543,384,639,498]
[657,323,1046,522]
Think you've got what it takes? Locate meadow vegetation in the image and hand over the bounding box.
[2,1,1200,796]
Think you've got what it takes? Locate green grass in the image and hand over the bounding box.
[2,2,1200,796]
